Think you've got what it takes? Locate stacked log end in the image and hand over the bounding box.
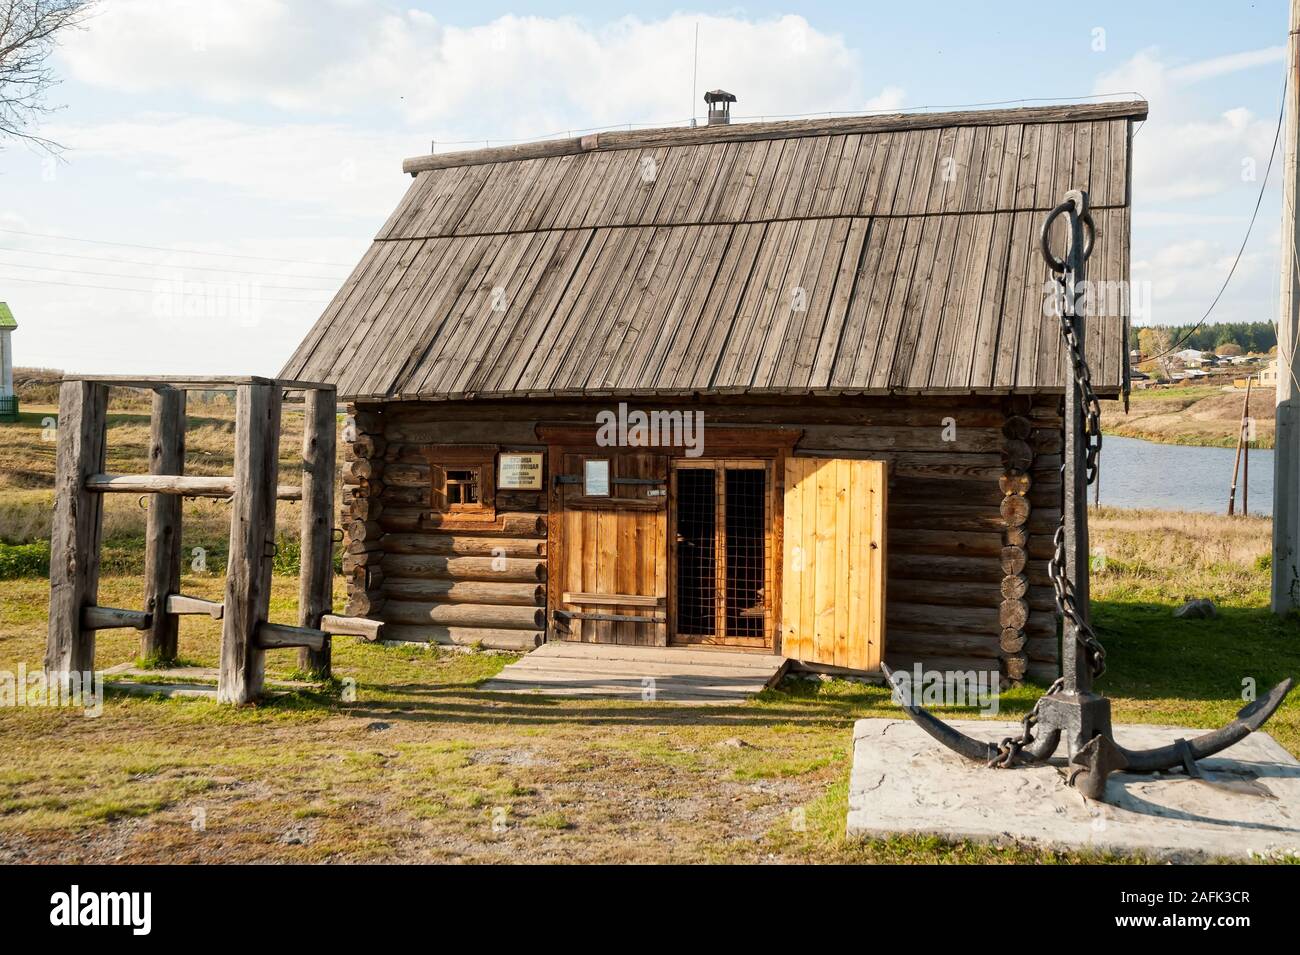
[998,398,1033,684]
[342,407,387,619]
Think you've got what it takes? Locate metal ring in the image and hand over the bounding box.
[1040,200,1096,272]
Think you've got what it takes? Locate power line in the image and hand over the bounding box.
[0,244,345,281]
[1146,71,1287,362]
[0,258,339,293]
[0,272,334,305]
[0,227,354,269]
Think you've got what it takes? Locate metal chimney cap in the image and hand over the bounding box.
[703,89,737,105]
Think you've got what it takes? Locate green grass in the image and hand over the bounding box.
[3,558,1292,863]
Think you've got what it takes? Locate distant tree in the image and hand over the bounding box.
[0,1,95,150]
[1136,327,1161,359]
[1134,322,1276,360]
[1145,326,1174,379]
[1215,342,1244,357]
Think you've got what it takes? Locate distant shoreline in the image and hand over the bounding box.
[1100,384,1276,450]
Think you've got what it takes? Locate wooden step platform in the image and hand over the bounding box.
[479,642,789,704]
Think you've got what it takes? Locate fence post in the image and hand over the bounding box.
[46,380,109,684]
[219,382,281,704]
[298,387,337,678]
[142,386,186,663]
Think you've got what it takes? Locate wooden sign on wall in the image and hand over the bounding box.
[499,452,544,490]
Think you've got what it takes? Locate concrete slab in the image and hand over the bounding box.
[848,718,1300,862]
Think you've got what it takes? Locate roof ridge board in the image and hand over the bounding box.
[401,100,1148,175]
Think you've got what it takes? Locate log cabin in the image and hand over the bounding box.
[281,98,1147,684]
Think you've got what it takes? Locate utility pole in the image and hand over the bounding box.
[1274,0,1300,613]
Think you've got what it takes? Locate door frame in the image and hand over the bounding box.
[667,457,777,650]
[540,425,800,652]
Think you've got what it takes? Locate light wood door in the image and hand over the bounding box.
[780,457,886,670]
[554,451,669,645]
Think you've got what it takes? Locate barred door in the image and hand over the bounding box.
[670,459,775,649]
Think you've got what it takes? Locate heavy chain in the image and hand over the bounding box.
[1052,271,1104,485]
[990,677,1064,768]
[1047,269,1107,682]
[992,200,1106,769]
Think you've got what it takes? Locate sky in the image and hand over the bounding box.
[0,0,1292,375]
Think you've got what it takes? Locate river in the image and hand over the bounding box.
[1094,434,1272,516]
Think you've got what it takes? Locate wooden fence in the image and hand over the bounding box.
[44,375,381,704]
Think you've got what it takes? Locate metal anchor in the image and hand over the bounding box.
[884,189,1295,800]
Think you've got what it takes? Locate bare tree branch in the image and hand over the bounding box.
[0,0,96,153]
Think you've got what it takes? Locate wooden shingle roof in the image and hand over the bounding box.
[282,100,1147,400]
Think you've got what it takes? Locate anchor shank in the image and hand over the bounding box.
[1062,194,1092,696]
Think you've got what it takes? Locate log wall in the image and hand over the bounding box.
[345,395,1063,680]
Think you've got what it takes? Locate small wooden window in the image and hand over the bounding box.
[445,468,480,508]
[428,445,496,521]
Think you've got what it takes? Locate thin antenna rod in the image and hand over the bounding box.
[691,23,699,128]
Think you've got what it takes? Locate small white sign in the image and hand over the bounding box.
[583,459,610,497]
[498,452,543,490]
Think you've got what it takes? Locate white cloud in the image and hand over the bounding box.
[26,5,894,375]
[1168,46,1285,85]
[1098,46,1284,329]
[60,3,870,135]
[1132,238,1275,327]
[1096,46,1282,204]
[41,114,416,219]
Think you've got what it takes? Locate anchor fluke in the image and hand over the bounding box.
[880,663,1000,763]
[1117,677,1294,773]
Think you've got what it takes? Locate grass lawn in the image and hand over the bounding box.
[0,509,1296,863]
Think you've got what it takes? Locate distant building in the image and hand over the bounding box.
[0,302,16,418]
[1260,358,1279,387]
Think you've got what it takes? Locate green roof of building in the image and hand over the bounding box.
[0,302,14,330]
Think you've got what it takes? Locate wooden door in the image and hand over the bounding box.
[553,451,669,645]
[670,459,775,649]
[780,458,886,670]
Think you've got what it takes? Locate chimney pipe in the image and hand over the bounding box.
[703,89,736,126]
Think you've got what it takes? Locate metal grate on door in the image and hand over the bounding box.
[724,469,766,637]
[675,468,716,635]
